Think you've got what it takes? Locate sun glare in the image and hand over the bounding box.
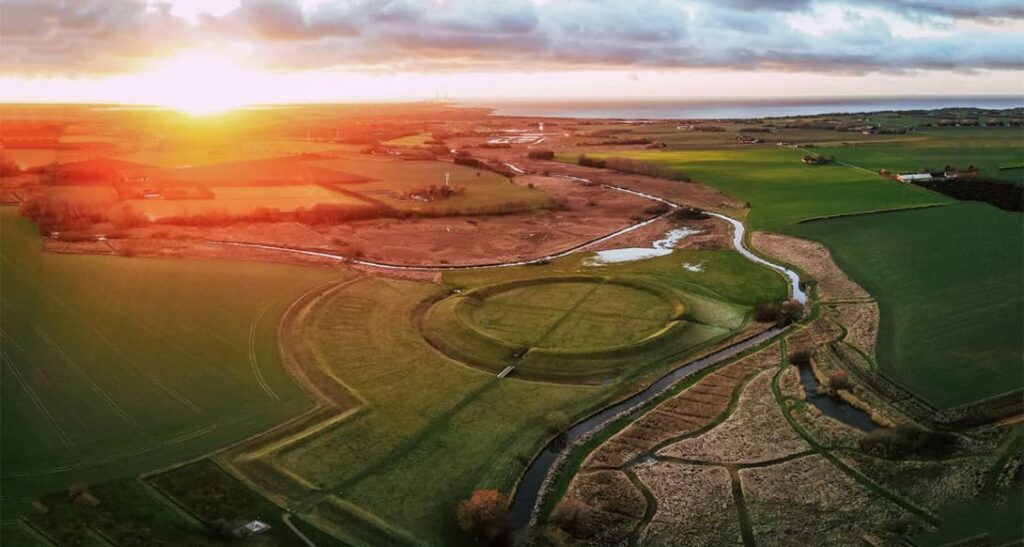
[147,48,259,115]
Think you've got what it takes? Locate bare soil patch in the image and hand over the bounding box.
[658,368,809,464]
[751,231,870,301]
[634,462,742,546]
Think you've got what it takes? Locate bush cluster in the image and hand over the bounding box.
[858,424,958,459]
[912,177,1023,212]
[527,149,555,160]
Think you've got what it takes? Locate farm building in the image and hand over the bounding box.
[896,173,934,183]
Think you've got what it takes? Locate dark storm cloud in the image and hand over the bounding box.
[1,0,1021,75]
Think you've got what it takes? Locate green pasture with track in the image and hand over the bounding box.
[784,202,1024,409]
[0,208,340,515]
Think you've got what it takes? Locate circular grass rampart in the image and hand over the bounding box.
[421,276,712,383]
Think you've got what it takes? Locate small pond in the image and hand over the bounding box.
[797,364,879,432]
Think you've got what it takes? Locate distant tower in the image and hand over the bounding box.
[444,172,451,188]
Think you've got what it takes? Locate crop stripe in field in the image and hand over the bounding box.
[37,291,204,414]
[249,304,280,401]
[110,308,203,363]
[2,414,253,478]
[43,294,205,415]
[1,350,76,450]
[32,325,147,432]
[0,329,24,351]
[87,327,205,415]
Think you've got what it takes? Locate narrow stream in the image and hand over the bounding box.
[706,212,806,304]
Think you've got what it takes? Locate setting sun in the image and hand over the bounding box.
[131,47,261,115]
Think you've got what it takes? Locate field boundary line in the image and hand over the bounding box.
[135,475,207,530]
[238,406,366,461]
[282,513,317,547]
[15,517,60,546]
[2,414,256,478]
[794,202,951,225]
[794,145,878,176]
[311,496,424,547]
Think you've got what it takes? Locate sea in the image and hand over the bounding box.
[467,96,1023,120]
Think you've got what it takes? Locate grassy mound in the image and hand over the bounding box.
[422,276,739,383]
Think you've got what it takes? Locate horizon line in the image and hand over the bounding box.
[0,94,1021,108]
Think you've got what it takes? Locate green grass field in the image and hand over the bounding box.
[383,133,433,147]
[465,279,676,350]
[444,248,788,306]
[566,147,950,230]
[785,203,1024,408]
[0,208,341,514]
[817,127,1024,184]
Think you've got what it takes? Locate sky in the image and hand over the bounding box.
[1,0,1022,109]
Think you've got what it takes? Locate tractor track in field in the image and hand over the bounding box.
[249,304,280,401]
